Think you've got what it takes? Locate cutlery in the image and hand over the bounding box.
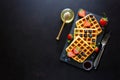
[94,33,110,69]
[56,8,74,40]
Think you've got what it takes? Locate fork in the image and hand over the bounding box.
[94,33,110,69]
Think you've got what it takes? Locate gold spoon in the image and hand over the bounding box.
[56,8,74,40]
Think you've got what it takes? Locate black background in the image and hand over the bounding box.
[0,0,120,80]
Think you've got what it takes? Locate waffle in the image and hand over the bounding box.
[76,14,102,35]
[74,28,97,46]
[66,36,95,63]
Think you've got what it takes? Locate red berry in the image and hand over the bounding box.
[78,9,86,17]
[84,20,91,27]
[67,51,75,57]
[100,17,108,27]
[72,47,80,54]
[67,34,73,40]
[94,47,99,53]
[72,48,79,54]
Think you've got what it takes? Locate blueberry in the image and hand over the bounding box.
[92,39,95,42]
[84,34,87,37]
[90,14,93,18]
[91,18,95,21]
[88,30,92,33]
[78,54,81,58]
[84,30,87,33]
[88,34,92,38]
[81,52,87,57]
[80,34,83,37]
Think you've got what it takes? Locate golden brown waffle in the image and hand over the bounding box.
[74,28,97,46]
[76,14,102,35]
[66,36,95,63]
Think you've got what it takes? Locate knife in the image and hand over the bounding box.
[94,33,110,69]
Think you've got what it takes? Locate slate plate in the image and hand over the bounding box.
[60,9,107,71]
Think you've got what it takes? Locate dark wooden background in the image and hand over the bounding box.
[0,0,120,80]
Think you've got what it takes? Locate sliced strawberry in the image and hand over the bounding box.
[84,20,91,28]
[72,47,80,54]
[78,9,86,17]
[100,17,108,27]
[67,51,75,58]
[67,34,73,40]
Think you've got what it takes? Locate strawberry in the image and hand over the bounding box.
[100,17,108,27]
[94,46,99,53]
[84,20,91,28]
[72,47,80,54]
[67,51,75,58]
[78,9,86,17]
[67,34,73,40]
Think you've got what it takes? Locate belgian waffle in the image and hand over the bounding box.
[66,36,95,63]
[74,28,97,46]
[76,14,102,35]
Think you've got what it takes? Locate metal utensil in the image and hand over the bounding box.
[94,33,110,69]
[56,8,74,40]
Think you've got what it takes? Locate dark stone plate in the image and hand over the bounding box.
[60,9,107,71]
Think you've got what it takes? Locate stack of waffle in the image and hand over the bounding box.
[66,14,102,63]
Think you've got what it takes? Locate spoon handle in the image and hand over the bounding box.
[56,21,66,40]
